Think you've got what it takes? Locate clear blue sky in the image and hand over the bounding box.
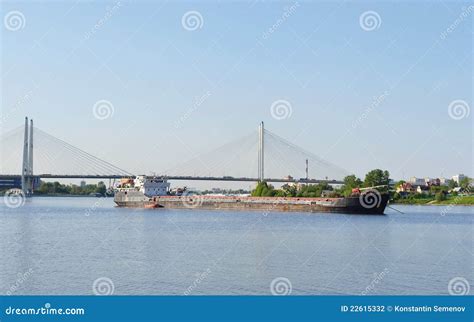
[1,0,472,183]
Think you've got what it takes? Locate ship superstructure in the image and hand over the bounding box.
[116,176,170,196]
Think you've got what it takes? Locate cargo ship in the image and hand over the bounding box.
[114,176,389,214]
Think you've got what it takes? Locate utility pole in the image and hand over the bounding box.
[305,159,308,180]
[258,127,261,181]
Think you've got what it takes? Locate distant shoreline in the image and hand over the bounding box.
[26,194,474,206]
[31,194,111,198]
[391,202,473,206]
[391,196,474,206]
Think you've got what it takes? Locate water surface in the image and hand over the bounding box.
[1,197,472,295]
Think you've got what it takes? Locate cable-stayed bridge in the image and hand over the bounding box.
[1,118,347,193]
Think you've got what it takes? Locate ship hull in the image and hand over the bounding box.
[114,191,389,215]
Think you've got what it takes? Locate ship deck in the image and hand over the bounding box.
[156,195,346,205]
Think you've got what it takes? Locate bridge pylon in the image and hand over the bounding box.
[21,117,34,195]
[258,121,264,181]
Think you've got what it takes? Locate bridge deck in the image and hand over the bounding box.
[0,174,343,184]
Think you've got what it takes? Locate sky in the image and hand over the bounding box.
[1,0,472,188]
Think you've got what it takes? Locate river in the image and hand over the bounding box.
[1,197,472,295]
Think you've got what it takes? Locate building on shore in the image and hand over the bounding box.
[452,174,466,185]
[409,177,426,186]
[409,175,470,187]
[416,185,430,194]
[396,182,414,193]
[439,177,450,185]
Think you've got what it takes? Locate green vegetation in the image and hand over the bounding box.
[251,169,391,199]
[340,169,390,196]
[392,198,433,205]
[391,175,473,205]
[341,175,362,196]
[435,192,446,202]
[435,195,474,205]
[34,181,108,196]
[201,188,250,195]
[251,181,336,198]
[393,195,474,205]
[363,169,390,187]
[296,182,333,198]
[251,181,278,197]
[448,179,457,189]
[459,176,471,189]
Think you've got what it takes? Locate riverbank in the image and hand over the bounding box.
[31,194,111,198]
[8,192,474,205]
[392,195,474,206]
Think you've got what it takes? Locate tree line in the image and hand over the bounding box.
[251,169,390,198]
[34,181,108,196]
